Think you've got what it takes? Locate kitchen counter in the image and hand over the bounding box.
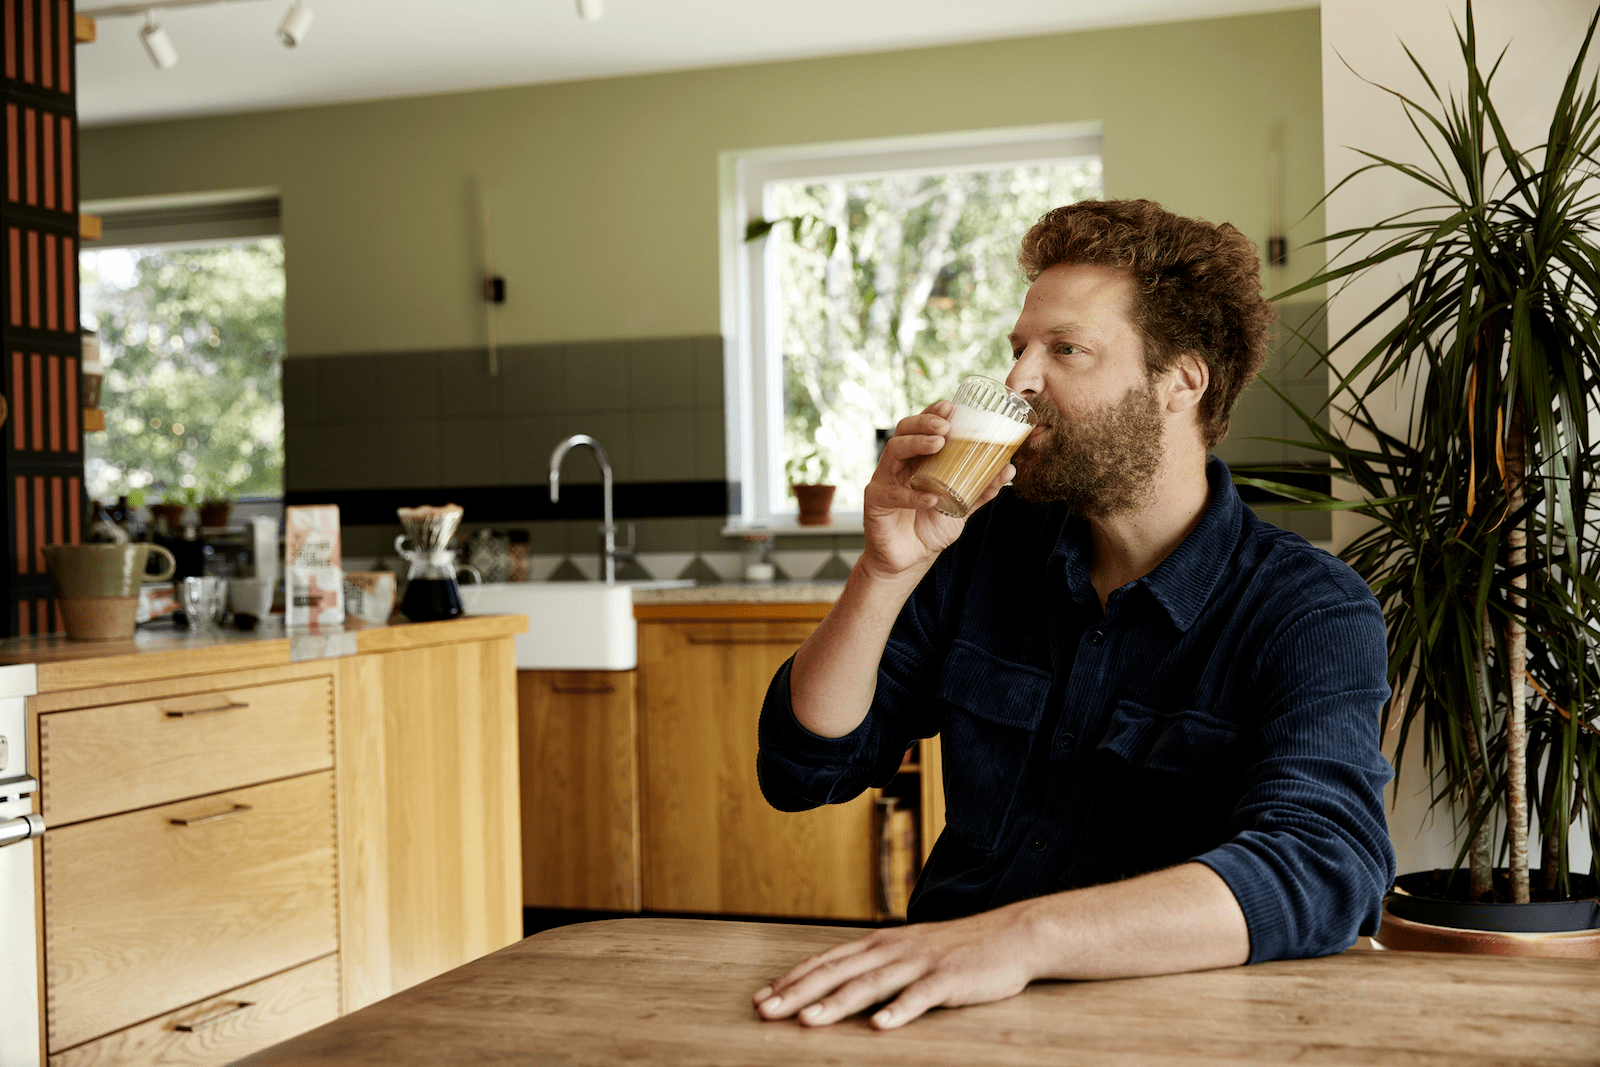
[234,917,1600,1066]
[0,613,526,692]
[631,580,844,605]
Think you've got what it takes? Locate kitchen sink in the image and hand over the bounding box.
[461,580,694,670]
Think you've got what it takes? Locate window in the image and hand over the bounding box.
[720,126,1103,528]
[78,190,284,509]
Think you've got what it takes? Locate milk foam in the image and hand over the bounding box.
[947,401,1032,443]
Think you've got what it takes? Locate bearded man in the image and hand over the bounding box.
[752,199,1395,1029]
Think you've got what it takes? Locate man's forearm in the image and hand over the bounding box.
[788,560,929,738]
[1022,862,1250,980]
[754,861,1250,1029]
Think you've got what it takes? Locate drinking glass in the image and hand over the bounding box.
[906,375,1035,517]
[180,575,225,632]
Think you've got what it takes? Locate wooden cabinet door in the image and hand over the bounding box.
[518,670,639,911]
[339,637,522,999]
[638,620,876,920]
[43,772,337,1052]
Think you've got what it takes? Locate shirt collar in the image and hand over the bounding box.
[1052,457,1242,631]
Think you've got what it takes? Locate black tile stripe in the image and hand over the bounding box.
[286,480,732,526]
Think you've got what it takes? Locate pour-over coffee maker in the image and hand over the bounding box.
[395,504,482,621]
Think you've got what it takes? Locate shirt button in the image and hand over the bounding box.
[1057,731,1076,750]
[1030,838,1048,853]
[1087,630,1105,647]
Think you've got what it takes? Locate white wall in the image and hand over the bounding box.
[1321,0,1599,876]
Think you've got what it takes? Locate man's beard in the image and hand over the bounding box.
[1010,382,1165,517]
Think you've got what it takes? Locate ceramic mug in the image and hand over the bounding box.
[43,542,178,640]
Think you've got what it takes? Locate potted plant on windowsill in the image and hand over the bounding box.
[148,490,188,534]
[1246,2,1600,955]
[787,450,836,526]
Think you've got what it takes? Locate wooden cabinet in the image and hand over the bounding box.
[518,670,640,911]
[515,601,947,923]
[46,956,341,1067]
[334,625,523,1006]
[637,608,877,920]
[13,613,527,1066]
[37,664,340,1061]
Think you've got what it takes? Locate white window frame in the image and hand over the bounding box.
[717,124,1103,533]
[79,187,286,513]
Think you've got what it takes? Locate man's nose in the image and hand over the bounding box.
[1006,344,1045,397]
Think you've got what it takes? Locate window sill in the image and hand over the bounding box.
[721,516,865,538]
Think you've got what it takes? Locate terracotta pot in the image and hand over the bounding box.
[148,503,186,532]
[1374,870,1600,958]
[199,501,231,528]
[791,484,835,526]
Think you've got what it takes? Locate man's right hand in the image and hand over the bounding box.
[861,400,1014,581]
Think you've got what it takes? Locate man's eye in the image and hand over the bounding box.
[1011,347,1025,361]
[1056,343,1079,356]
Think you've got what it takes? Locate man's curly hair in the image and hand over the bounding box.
[1017,199,1275,449]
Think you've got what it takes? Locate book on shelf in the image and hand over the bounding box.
[875,796,919,919]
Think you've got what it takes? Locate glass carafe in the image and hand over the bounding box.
[394,504,481,622]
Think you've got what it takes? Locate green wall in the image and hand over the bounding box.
[79,8,1325,358]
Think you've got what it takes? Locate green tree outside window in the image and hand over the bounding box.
[764,161,1101,511]
[79,239,285,504]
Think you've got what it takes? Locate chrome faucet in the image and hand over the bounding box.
[548,434,635,584]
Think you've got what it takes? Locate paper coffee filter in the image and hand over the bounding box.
[398,503,464,552]
[948,403,1033,443]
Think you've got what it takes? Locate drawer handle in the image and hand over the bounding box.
[164,700,249,718]
[174,1000,255,1032]
[686,635,804,645]
[551,684,614,694]
[169,803,252,827]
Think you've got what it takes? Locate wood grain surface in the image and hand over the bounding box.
[518,669,641,911]
[234,917,1600,1067]
[47,955,340,1067]
[39,674,333,826]
[43,773,338,1052]
[370,637,522,995]
[637,620,876,920]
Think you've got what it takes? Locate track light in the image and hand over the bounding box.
[277,0,313,47]
[576,0,603,21]
[140,10,177,69]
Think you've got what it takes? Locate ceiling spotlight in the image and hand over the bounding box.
[576,0,603,21]
[277,0,314,47]
[140,10,178,69]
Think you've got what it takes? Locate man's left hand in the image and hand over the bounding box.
[751,905,1043,1029]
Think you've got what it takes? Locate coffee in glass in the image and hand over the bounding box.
[907,375,1034,518]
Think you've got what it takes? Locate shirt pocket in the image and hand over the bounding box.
[1090,700,1243,872]
[935,640,1051,852]
[1097,699,1243,781]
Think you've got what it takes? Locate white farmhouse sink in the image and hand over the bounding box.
[461,580,694,670]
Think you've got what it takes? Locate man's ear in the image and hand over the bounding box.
[1164,352,1209,415]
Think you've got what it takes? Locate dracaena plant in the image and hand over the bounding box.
[1242,1,1600,904]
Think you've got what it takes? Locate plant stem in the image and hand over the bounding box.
[1466,619,1493,900]
[1504,399,1530,904]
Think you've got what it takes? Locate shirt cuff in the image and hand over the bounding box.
[1193,845,1288,965]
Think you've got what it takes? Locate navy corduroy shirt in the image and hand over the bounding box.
[758,458,1396,962]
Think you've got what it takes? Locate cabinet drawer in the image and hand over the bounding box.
[44,772,338,1052]
[48,954,340,1067]
[40,676,333,826]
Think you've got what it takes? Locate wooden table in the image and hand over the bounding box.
[237,917,1600,1066]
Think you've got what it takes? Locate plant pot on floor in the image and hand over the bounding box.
[1375,870,1600,959]
[791,484,835,526]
